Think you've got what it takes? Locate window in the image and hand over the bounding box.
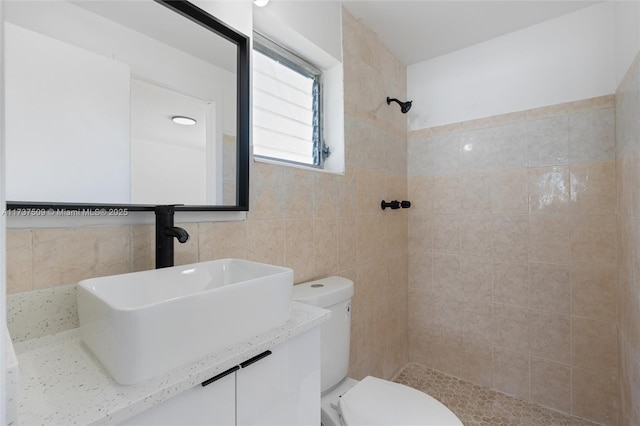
[252,33,328,168]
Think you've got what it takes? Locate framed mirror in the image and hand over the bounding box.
[4,0,249,212]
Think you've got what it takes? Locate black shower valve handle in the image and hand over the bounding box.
[381,200,401,210]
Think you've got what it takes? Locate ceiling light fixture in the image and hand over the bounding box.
[253,0,269,7]
[171,116,197,126]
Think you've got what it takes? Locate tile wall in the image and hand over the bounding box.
[616,52,640,426]
[5,8,409,382]
[407,95,618,425]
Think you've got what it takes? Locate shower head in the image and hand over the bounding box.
[387,97,412,114]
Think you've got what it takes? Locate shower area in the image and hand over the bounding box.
[405,95,618,425]
[339,2,637,423]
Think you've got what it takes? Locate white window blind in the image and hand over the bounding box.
[252,34,323,167]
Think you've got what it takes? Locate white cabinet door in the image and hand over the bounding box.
[237,327,321,426]
[119,367,236,426]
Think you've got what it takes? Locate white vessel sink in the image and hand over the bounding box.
[78,258,293,385]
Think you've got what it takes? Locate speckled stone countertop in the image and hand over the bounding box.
[14,301,329,425]
[5,326,19,426]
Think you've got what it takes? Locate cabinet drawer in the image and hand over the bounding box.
[119,371,235,426]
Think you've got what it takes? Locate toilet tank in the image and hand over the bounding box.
[292,277,354,393]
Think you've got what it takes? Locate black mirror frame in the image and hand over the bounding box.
[6,0,250,213]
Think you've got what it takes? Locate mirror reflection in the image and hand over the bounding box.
[5,0,239,206]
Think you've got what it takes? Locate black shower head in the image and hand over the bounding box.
[386,97,412,114]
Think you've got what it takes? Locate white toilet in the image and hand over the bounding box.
[293,276,463,426]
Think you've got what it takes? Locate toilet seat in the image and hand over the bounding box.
[337,376,463,426]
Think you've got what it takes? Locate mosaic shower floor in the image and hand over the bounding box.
[392,363,600,426]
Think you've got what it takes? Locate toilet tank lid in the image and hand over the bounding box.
[292,276,354,308]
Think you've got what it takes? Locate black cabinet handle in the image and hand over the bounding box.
[201,365,239,387]
[240,350,272,369]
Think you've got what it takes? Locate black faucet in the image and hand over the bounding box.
[155,205,190,269]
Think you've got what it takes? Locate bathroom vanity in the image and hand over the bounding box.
[11,302,328,425]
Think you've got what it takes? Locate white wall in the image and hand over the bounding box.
[407,1,615,130]
[194,0,252,38]
[253,1,342,67]
[615,0,640,86]
[6,23,131,204]
[131,138,206,205]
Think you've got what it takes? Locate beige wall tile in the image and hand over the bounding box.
[387,172,408,203]
[461,300,493,347]
[490,122,529,171]
[569,108,615,164]
[570,214,616,267]
[345,116,384,170]
[460,214,493,257]
[357,215,385,265]
[572,367,618,425]
[387,214,408,255]
[198,221,248,261]
[408,176,434,216]
[433,254,462,300]
[459,341,493,387]
[408,215,432,252]
[197,222,217,261]
[570,162,616,215]
[492,215,529,261]
[572,317,618,376]
[493,260,529,307]
[7,229,32,294]
[284,219,315,283]
[431,214,460,254]
[283,168,314,219]
[428,296,463,341]
[33,226,131,288]
[491,169,529,214]
[528,215,570,264]
[248,162,285,220]
[571,264,617,321]
[460,173,492,213]
[313,172,338,218]
[336,167,357,217]
[247,219,285,266]
[337,216,358,271]
[530,357,571,413]
[529,262,570,314]
[314,217,338,278]
[408,251,433,289]
[422,333,463,378]
[527,116,569,167]
[616,54,640,426]
[492,303,530,353]
[408,133,460,177]
[492,347,530,400]
[356,167,388,216]
[460,256,493,303]
[459,128,493,173]
[408,286,435,331]
[431,175,461,214]
[384,129,408,176]
[528,310,570,364]
[131,224,154,272]
[528,166,570,214]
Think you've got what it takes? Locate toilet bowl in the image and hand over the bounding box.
[293,277,463,426]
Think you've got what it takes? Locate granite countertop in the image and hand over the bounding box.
[13,301,329,425]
